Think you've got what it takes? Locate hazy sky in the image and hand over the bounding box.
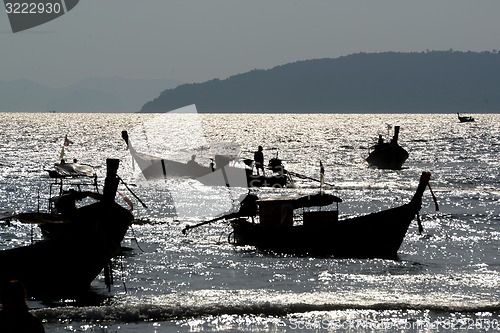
[2,0,499,87]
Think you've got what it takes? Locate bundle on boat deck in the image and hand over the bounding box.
[48,161,96,178]
[228,171,434,259]
[0,159,133,298]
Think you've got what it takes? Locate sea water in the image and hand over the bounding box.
[0,112,498,332]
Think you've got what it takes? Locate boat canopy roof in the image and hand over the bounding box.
[49,162,96,178]
[257,193,342,209]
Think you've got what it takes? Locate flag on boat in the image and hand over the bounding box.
[64,134,74,147]
[118,191,134,211]
[386,123,392,137]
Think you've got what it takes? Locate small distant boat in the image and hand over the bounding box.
[222,171,435,259]
[121,131,293,188]
[457,113,475,123]
[366,126,409,170]
[0,159,133,298]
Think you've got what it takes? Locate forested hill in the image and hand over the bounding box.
[141,51,500,113]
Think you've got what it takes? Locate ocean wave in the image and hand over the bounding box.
[32,293,500,324]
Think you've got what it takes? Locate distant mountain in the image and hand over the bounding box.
[46,88,125,113]
[0,79,55,112]
[141,51,500,113]
[0,77,181,112]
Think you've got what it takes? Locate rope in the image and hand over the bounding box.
[416,211,423,235]
[117,176,148,208]
[129,224,145,253]
[119,256,128,293]
[104,260,113,292]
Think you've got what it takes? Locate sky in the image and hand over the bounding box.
[1,0,500,87]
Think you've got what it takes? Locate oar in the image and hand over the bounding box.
[182,212,240,235]
[288,171,335,187]
[117,175,148,208]
[427,183,439,211]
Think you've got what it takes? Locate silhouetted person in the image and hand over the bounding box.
[0,280,45,333]
[187,155,199,167]
[377,135,384,145]
[254,146,264,176]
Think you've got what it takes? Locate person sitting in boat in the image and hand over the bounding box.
[377,135,384,145]
[268,154,286,176]
[187,155,198,166]
[50,189,79,216]
[254,146,265,176]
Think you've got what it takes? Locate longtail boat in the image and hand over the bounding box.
[230,172,434,259]
[366,125,409,170]
[0,159,134,298]
[457,113,475,123]
[121,130,292,188]
[187,172,435,259]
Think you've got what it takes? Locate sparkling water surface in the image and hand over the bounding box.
[0,113,499,332]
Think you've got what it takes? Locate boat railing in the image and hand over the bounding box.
[46,175,99,213]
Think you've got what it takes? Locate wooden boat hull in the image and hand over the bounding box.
[366,144,409,170]
[247,174,288,188]
[0,159,133,299]
[458,117,474,123]
[0,201,133,298]
[122,131,291,187]
[231,172,432,259]
[457,113,475,122]
[133,150,211,179]
[231,203,417,259]
[366,126,409,170]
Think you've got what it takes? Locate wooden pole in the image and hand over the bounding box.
[103,158,120,203]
